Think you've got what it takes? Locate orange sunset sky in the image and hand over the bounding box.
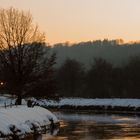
[1,0,140,45]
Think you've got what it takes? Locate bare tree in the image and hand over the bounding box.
[0,7,56,104]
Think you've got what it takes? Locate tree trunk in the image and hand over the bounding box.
[15,95,22,105]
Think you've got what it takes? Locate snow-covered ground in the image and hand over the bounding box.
[1,96,140,138]
[0,95,27,108]
[37,98,140,108]
[0,95,15,107]
[0,105,59,138]
[1,95,140,109]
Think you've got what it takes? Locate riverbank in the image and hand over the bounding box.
[0,105,59,139]
[36,98,140,113]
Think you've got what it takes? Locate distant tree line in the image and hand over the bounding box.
[55,56,140,98]
[52,39,140,69]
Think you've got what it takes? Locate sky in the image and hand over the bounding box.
[1,0,140,45]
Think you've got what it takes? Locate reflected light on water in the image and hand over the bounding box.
[42,135,68,140]
[36,112,140,140]
[72,130,88,134]
[60,120,68,128]
[110,137,139,140]
[112,115,138,122]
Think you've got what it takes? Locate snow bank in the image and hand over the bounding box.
[37,98,140,108]
[0,95,27,108]
[0,96,15,107]
[0,106,58,137]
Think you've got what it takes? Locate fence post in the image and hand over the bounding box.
[10,100,12,108]
[4,102,6,109]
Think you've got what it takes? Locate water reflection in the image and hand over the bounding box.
[36,112,140,140]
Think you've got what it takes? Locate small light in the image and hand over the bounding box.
[0,82,4,85]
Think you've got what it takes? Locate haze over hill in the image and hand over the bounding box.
[51,39,140,69]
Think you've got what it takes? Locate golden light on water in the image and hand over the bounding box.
[110,138,139,140]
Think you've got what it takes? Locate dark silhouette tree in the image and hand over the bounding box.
[56,58,85,97]
[111,67,125,98]
[86,58,113,98]
[124,56,140,98]
[26,52,57,99]
[0,7,56,104]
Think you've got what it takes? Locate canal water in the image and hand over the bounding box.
[36,111,140,140]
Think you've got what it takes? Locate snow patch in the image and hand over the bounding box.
[37,98,140,108]
[0,106,58,137]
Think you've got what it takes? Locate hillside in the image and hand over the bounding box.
[51,40,140,69]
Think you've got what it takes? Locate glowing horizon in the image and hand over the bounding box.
[1,0,140,45]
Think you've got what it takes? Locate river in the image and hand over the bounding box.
[35,111,140,140]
